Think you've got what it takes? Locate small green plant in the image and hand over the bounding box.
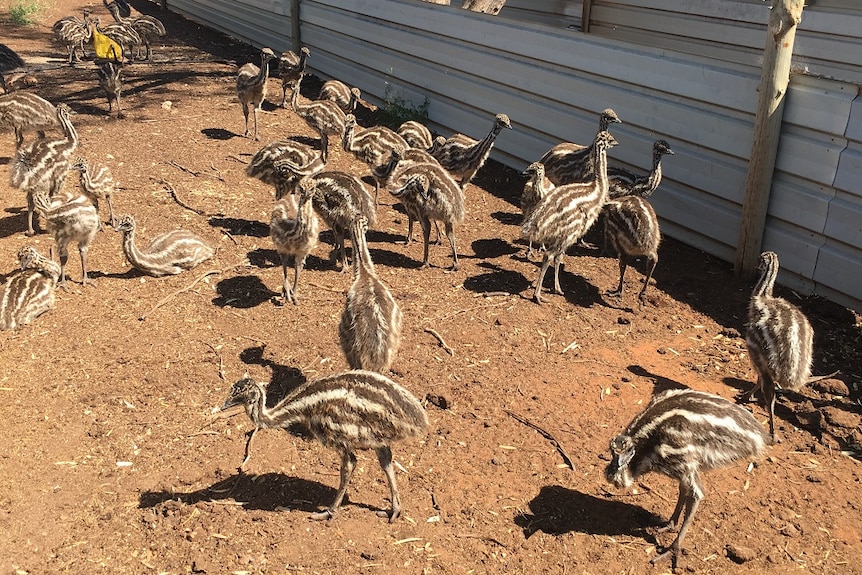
[377,84,430,131]
[9,0,43,26]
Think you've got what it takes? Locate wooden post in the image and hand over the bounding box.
[581,0,593,33]
[734,0,804,277]
[291,0,301,53]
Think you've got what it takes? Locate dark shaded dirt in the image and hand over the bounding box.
[1,2,861,574]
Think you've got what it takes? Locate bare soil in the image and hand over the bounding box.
[1,2,861,574]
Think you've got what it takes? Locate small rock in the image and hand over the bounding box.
[191,554,213,573]
[360,552,377,561]
[657,348,666,355]
[726,543,757,563]
[162,100,173,110]
[780,524,799,537]
[621,376,630,383]
[810,378,849,396]
[617,316,630,325]
[806,474,822,483]
[821,406,861,430]
[720,328,741,339]
[819,433,841,450]
[426,394,449,410]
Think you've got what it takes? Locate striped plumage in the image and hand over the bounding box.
[539,108,621,186]
[397,120,433,151]
[9,103,78,236]
[740,251,814,443]
[521,131,617,303]
[0,91,60,149]
[32,189,100,289]
[71,157,119,228]
[221,371,428,522]
[96,61,124,118]
[52,13,92,64]
[606,388,768,568]
[0,246,61,330]
[269,189,320,304]
[236,47,276,140]
[104,0,166,60]
[432,113,512,190]
[608,139,674,199]
[340,215,403,373]
[319,80,361,114]
[0,43,25,93]
[246,139,323,199]
[278,46,309,108]
[342,114,409,203]
[115,214,215,277]
[105,0,131,19]
[603,196,660,302]
[97,18,140,61]
[290,74,346,162]
[390,162,465,271]
[520,161,554,259]
[297,171,375,271]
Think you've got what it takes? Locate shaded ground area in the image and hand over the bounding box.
[1,1,860,573]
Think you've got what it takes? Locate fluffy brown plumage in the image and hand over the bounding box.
[236,47,276,140]
[342,113,409,203]
[32,189,100,289]
[0,246,61,330]
[603,195,660,302]
[0,43,25,93]
[539,108,621,186]
[278,46,310,108]
[221,371,428,522]
[606,388,768,568]
[739,251,814,442]
[432,113,512,189]
[520,161,554,259]
[115,214,214,277]
[397,120,433,151]
[269,190,319,304]
[290,74,346,162]
[608,139,674,199]
[318,80,361,114]
[97,61,124,118]
[0,91,60,149]
[521,131,617,303]
[340,215,402,373]
[71,157,119,228]
[246,139,324,199]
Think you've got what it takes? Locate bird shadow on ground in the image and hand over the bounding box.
[209,216,269,238]
[138,473,337,514]
[368,247,420,270]
[213,275,277,308]
[239,345,307,400]
[470,238,520,259]
[201,127,238,140]
[367,228,405,246]
[87,268,140,281]
[626,365,689,395]
[471,159,522,208]
[490,211,521,226]
[514,484,662,540]
[245,247,326,274]
[0,210,27,240]
[463,261,529,295]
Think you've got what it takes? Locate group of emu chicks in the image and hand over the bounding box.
[0,27,832,567]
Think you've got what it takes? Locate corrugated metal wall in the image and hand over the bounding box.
[164,0,862,311]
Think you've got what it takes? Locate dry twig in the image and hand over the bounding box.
[139,263,241,321]
[424,328,454,356]
[153,177,207,215]
[168,159,226,182]
[201,341,226,380]
[504,409,575,470]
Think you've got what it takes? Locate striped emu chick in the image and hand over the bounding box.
[221,371,427,522]
[96,61,124,118]
[432,113,512,190]
[521,131,618,303]
[0,246,61,330]
[246,139,323,199]
[32,189,100,289]
[96,17,141,61]
[71,157,119,228]
[342,114,409,203]
[236,47,276,140]
[269,188,320,304]
[390,163,464,271]
[606,388,768,568]
[340,215,403,373]
[540,108,621,186]
[740,251,814,443]
[290,74,346,162]
[9,102,78,236]
[397,120,434,151]
[277,46,309,108]
[115,214,214,276]
[0,91,60,149]
[520,162,554,259]
[603,196,660,302]
[296,171,375,271]
[53,12,92,64]
[0,43,25,94]
[103,0,166,61]
[608,139,674,199]
[319,80,362,114]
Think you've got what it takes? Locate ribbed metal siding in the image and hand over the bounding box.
[166,0,862,311]
[168,0,294,53]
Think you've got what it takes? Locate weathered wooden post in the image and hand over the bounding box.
[734,0,804,277]
[581,0,593,33]
[291,0,301,53]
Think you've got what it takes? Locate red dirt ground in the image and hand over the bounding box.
[1,2,860,574]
